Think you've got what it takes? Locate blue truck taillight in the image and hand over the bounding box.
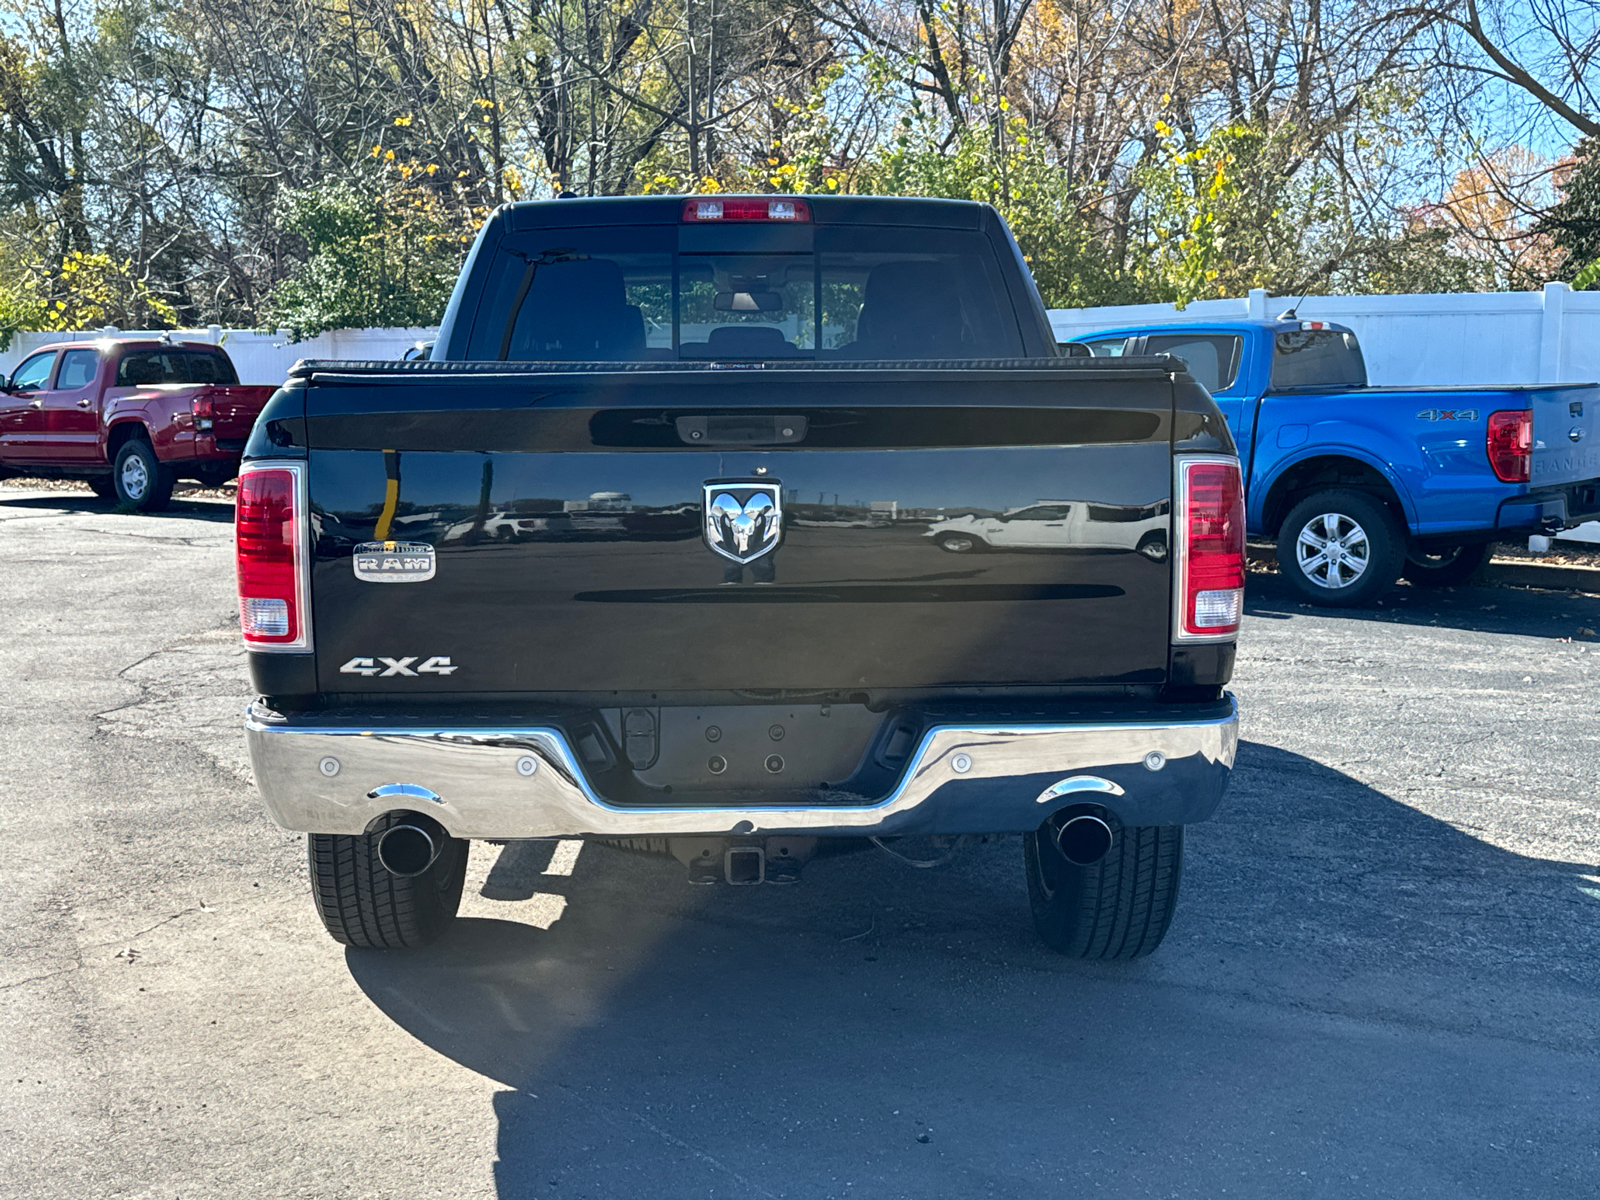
[1487,410,1531,483]
[1175,457,1246,640]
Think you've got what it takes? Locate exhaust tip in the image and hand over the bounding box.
[377,823,439,878]
[1056,814,1114,866]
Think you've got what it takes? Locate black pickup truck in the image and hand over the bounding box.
[238,194,1242,959]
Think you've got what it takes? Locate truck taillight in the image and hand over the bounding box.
[236,462,309,650]
[191,395,213,431]
[1175,457,1246,640]
[1487,410,1531,483]
[682,197,810,222]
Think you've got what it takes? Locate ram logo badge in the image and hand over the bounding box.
[339,656,458,677]
[703,481,783,563]
[353,541,435,582]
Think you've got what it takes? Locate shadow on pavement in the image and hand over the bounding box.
[1246,566,1600,640]
[0,490,234,522]
[346,742,1600,1198]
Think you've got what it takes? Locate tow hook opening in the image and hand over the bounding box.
[375,816,443,878]
[1052,808,1115,866]
[671,836,816,885]
[725,845,765,885]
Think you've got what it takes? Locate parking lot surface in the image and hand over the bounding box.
[1,486,1597,1199]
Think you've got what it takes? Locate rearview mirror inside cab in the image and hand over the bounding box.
[715,290,784,313]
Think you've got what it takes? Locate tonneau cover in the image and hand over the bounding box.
[288,356,1185,382]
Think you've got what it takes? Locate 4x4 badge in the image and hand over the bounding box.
[703,481,783,563]
[339,656,457,677]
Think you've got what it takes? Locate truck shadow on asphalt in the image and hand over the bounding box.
[346,741,1600,1198]
[1246,568,1600,640]
[0,491,234,522]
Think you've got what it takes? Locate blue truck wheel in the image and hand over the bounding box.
[1276,488,1404,607]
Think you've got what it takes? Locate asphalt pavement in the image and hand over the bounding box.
[1,485,1596,1199]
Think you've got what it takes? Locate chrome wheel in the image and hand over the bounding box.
[1295,512,1370,589]
[120,453,149,501]
[936,534,977,553]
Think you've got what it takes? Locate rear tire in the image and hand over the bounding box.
[308,812,468,948]
[1023,822,1182,959]
[1401,542,1489,587]
[112,438,174,512]
[1275,488,1403,607]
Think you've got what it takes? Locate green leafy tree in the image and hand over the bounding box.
[0,0,1582,335]
[1137,120,1343,306]
[1348,226,1492,294]
[1540,140,1600,286]
[264,169,466,339]
[0,228,178,347]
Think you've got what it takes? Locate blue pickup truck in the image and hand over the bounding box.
[1065,319,1600,605]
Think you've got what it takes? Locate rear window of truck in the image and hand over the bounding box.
[1143,333,1242,393]
[116,350,238,386]
[1271,330,1366,389]
[465,226,1024,361]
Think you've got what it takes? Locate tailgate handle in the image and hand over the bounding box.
[676,415,807,446]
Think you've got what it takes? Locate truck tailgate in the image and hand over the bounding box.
[1531,384,1600,488]
[300,365,1176,697]
[205,385,276,441]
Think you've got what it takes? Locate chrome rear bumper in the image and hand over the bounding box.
[245,696,1238,839]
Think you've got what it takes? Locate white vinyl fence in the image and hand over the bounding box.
[1049,284,1600,545]
[0,326,436,386]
